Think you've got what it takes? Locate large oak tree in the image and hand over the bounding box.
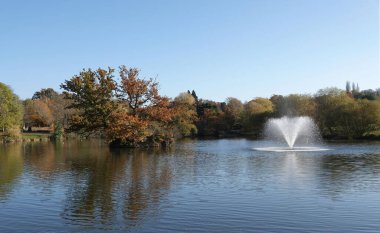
[61,66,179,147]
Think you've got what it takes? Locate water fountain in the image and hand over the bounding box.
[254,116,329,152]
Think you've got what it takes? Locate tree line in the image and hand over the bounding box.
[1,66,380,145]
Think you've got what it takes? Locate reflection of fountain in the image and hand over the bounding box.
[254,116,329,152]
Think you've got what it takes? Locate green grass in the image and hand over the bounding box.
[370,130,380,136]
[21,132,51,139]
[362,130,380,139]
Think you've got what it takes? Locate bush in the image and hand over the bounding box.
[2,127,21,142]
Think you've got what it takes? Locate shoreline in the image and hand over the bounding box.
[3,136,379,145]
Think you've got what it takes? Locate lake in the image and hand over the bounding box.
[0,139,380,233]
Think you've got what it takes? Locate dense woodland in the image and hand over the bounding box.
[1,66,380,146]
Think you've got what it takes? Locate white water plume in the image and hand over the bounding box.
[264,116,320,149]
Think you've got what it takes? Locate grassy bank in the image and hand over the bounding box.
[1,132,52,143]
[22,132,51,140]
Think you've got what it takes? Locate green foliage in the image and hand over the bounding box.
[353,89,379,100]
[272,94,316,117]
[196,100,227,136]
[315,88,380,138]
[60,68,117,136]
[32,88,59,100]
[2,127,22,142]
[191,90,198,103]
[224,97,244,126]
[52,122,64,140]
[354,99,380,135]
[173,93,198,136]
[193,86,380,139]
[316,87,345,97]
[0,83,23,133]
[245,98,273,115]
[346,81,351,93]
[242,98,274,133]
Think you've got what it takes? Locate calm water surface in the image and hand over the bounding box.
[0,139,380,232]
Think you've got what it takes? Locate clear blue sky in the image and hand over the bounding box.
[0,0,378,101]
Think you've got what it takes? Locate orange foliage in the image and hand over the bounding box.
[61,65,192,147]
[24,99,54,126]
[107,107,150,146]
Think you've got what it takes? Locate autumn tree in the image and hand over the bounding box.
[61,66,180,147]
[34,89,74,127]
[107,105,150,146]
[61,68,117,136]
[23,99,54,128]
[105,66,178,146]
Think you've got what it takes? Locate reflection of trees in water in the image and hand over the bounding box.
[22,140,115,180]
[22,142,64,180]
[122,149,172,223]
[61,145,173,229]
[0,140,179,229]
[316,154,380,197]
[0,144,23,200]
[62,148,126,226]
